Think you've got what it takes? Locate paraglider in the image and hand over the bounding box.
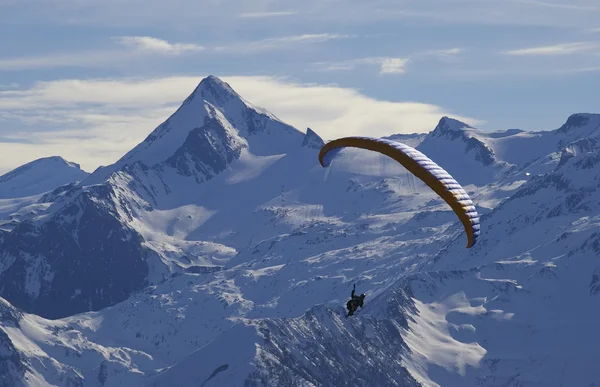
[318,136,480,248]
[346,284,365,317]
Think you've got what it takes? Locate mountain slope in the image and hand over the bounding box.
[0,157,89,233]
[416,117,513,186]
[85,75,303,185]
[0,156,89,199]
[0,76,317,319]
[148,303,421,387]
[0,76,599,386]
[430,127,600,271]
[416,113,600,187]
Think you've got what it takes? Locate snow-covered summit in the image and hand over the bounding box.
[0,75,321,320]
[555,112,600,135]
[0,98,600,387]
[429,116,473,138]
[414,113,600,188]
[85,75,304,185]
[0,156,89,199]
[192,75,237,100]
[2,76,600,386]
[417,117,509,186]
[431,122,600,271]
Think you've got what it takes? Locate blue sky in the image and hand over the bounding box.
[0,0,599,174]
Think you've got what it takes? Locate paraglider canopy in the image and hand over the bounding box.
[318,136,480,248]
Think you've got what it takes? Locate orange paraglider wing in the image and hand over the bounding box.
[319,136,480,248]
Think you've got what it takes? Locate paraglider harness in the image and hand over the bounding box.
[346,284,365,317]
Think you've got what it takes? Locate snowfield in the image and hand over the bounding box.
[0,76,598,386]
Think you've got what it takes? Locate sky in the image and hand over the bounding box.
[1,0,599,174]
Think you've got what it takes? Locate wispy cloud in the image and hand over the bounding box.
[0,75,479,173]
[510,0,598,10]
[316,57,409,74]
[7,0,600,30]
[315,47,464,75]
[237,11,297,18]
[0,50,123,71]
[502,42,600,55]
[0,33,347,71]
[377,58,409,74]
[114,36,204,54]
[371,0,600,28]
[215,33,350,52]
[0,36,204,71]
[418,48,465,58]
[552,66,600,74]
[0,77,191,110]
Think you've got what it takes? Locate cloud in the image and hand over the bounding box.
[314,47,463,74]
[225,76,480,139]
[502,42,600,55]
[214,33,350,53]
[0,33,345,71]
[114,36,204,54]
[0,77,192,109]
[378,58,408,74]
[316,57,409,74]
[510,0,598,10]
[370,0,600,28]
[0,36,204,71]
[238,11,297,18]
[0,50,124,71]
[0,75,479,174]
[418,48,466,58]
[554,66,600,74]
[6,0,600,30]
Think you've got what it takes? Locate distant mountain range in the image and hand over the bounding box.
[0,75,598,386]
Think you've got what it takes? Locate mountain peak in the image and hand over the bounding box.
[417,116,504,185]
[555,113,600,135]
[301,127,325,149]
[424,116,474,143]
[0,156,89,198]
[84,75,305,185]
[182,75,239,108]
[0,156,84,182]
[433,116,472,135]
[201,75,233,91]
[37,155,66,163]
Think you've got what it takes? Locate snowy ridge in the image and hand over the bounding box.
[416,113,600,187]
[0,75,316,319]
[416,117,512,186]
[85,75,304,185]
[431,127,600,270]
[384,132,427,149]
[0,156,89,199]
[554,112,600,137]
[0,76,599,386]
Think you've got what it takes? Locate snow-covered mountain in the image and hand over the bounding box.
[0,75,599,386]
[0,156,89,199]
[416,113,600,187]
[0,157,89,230]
